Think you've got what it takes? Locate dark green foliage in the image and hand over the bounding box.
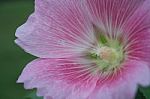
[135,89,146,99]
[139,86,150,99]
[0,1,35,99]
[24,90,43,99]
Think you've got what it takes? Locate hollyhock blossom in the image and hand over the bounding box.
[15,0,150,99]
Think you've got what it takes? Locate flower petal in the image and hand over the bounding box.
[18,58,150,99]
[87,83,137,99]
[122,60,150,87]
[87,60,150,99]
[84,0,145,38]
[15,0,95,58]
[122,0,150,64]
[17,58,98,99]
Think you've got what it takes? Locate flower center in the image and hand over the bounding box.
[96,45,123,71]
[99,46,119,63]
[87,40,124,73]
[86,25,125,74]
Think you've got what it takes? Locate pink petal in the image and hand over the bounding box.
[17,58,98,99]
[87,83,137,99]
[87,60,150,99]
[119,60,150,88]
[84,0,145,38]
[85,0,150,65]
[122,0,150,64]
[15,0,95,58]
[18,58,150,99]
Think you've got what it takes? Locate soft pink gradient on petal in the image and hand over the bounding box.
[18,58,150,99]
[18,58,98,99]
[15,0,95,58]
[87,60,150,99]
[85,0,150,65]
[122,0,150,64]
[87,84,136,99]
[84,0,145,38]
[123,60,150,87]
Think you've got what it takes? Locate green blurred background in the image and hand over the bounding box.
[0,0,150,99]
[0,0,37,99]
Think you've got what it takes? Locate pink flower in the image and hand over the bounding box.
[15,0,150,99]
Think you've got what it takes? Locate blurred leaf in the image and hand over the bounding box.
[135,89,146,99]
[24,90,43,99]
[139,86,150,99]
